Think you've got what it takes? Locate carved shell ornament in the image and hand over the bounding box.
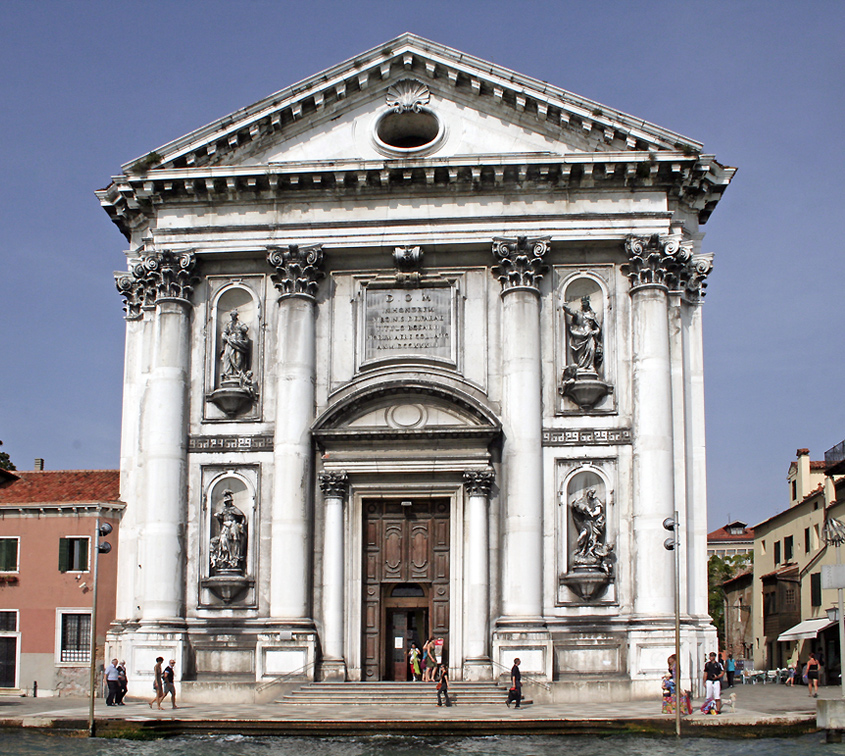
[385,80,430,113]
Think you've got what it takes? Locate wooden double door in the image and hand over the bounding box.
[363,498,450,680]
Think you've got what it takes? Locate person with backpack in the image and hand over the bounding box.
[703,651,725,714]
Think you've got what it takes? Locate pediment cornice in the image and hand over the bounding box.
[115,34,707,175]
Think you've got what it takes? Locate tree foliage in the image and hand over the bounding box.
[709,553,752,645]
[0,440,16,471]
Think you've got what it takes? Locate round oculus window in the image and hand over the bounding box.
[373,108,445,156]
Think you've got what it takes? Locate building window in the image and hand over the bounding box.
[58,537,89,573]
[784,536,794,562]
[811,572,822,607]
[58,612,91,663]
[0,538,19,572]
[0,611,17,632]
[805,527,811,553]
[774,541,781,565]
[792,480,797,500]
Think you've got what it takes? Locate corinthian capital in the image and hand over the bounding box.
[267,244,325,299]
[463,469,495,497]
[491,236,550,292]
[115,249,199,317]
[677,252,714,302]
[623,234,694,291]
[319,470,349,499]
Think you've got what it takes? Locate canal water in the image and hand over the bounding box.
[1,733,842,756]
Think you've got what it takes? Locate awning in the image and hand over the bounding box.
[777,618,835,642]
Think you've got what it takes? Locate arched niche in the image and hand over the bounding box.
[201,473,256,604]
[558,467,614,601]
[558,275,612,410]
[208,285,260,417]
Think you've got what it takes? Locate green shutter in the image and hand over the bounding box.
[0,539,16,571]
[58,538,69,572]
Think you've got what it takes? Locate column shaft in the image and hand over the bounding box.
[465,487,490,658]
[142,299,191,620]
[501,289,544,619]
[322,492,345,660]
[631,285,675,617]
[271,296,316,619]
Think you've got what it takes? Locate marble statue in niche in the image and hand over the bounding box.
[209,489,247,574]
[559,471,614,601]
[562,296,603,372]
[221,310,251,382]
[570,487,613,572]
[208,302,258,417]
[559,280,612,409]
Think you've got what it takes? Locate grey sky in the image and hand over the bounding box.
[1,0,842,531]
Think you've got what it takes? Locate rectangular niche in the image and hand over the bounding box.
[358,281,457,369]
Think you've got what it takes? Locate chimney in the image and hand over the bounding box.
[34,458,44,471]
[795,448,810,501]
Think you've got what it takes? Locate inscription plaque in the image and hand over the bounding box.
[364,286,452,363]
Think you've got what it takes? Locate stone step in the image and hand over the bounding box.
[277,681,531,706]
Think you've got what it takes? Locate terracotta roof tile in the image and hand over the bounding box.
[0,470,120,504]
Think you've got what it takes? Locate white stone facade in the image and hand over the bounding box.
[99,35,734,702]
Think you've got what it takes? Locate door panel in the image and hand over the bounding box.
[0,637,16,688]
[362,498,449,680]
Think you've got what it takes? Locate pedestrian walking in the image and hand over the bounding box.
[162,659,179,708]
[506,658,522,708]
[726,653,736,688]
[806,652,820,698]
[703,651,724,714]
[149,656,165,709]
[116,660,128,705]
[435,663,451,707]
[103,658,121,706]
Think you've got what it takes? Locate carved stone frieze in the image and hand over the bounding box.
[385,80,430,113]
[463,469,495,498]
[187,434,273,452]
[319,470,349,499]
[267,244,325,299]
[491,236,550,292]
[542,428,631,446]
[115,249,199,317]
[623,233,710,299]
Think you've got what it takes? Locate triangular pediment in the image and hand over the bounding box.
[122,33,703,173]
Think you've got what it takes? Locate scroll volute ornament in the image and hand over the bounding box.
[267,244,325,298]
[623,234,695,290]
[491,236,551,291]
[115,249,199,317]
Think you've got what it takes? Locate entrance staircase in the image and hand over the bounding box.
[277,681,530,706]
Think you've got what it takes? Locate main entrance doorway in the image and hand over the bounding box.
[362,498,449,680]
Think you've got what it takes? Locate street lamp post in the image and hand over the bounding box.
[87,513,112,737]
[664,512,682,738]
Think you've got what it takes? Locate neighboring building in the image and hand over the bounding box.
[708,520,754,558]
[722,569,753,661]
[752,447,845,674]
[97,34,734,702]
[0,468,121,695]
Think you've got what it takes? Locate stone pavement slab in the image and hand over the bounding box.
[0,682,823,738]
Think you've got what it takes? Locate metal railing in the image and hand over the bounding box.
[256,659,318,692]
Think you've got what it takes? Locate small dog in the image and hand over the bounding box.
[724,692,737,713]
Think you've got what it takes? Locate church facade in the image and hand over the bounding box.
[98,35,734,702]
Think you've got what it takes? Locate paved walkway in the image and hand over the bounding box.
[0,683,825,737]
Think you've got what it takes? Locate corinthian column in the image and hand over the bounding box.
[123,249,199,620]
[463,469,494,678]
[319,471,348,680]
[624,234,691,617]
[267,245,325,621]
[492,237,548,622]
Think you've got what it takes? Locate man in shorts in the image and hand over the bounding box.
[703,652,725,713]
[162,659,178,709]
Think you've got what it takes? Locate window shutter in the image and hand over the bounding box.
[0,539,14,571]
[58,538,69,572]
[79,538,89,572]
